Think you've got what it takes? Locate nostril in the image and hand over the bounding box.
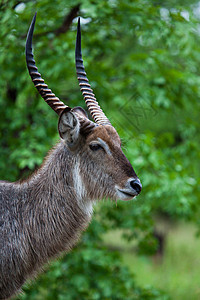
[130,179,142,194]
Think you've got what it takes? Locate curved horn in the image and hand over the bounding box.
[75,18,111,126]
[26,13,68,116]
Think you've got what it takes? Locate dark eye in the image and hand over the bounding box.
[89,144,102,151]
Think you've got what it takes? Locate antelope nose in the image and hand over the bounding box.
[130,179,142,194]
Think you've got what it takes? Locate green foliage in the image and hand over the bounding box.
[0,0,200,299]
[121,221,200,299]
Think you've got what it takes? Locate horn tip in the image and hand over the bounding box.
[77,17,81,33]
[31,12,37,29]
[32,12,37,24]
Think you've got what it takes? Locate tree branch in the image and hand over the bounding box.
[34,4,80,38]
[55,4,80,36]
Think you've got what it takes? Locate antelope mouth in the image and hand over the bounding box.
[116,189,137,201]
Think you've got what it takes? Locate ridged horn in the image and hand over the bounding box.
[75,18,111,126]
[26,13,68,116]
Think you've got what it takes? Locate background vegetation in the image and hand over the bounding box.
[0,0,200,299]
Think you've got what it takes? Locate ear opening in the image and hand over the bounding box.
[58,108,80,148]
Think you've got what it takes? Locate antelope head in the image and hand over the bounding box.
[26,14,142,201]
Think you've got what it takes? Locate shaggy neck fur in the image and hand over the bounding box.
[0,142,94,299]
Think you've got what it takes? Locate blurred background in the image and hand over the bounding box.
[0,0,200,299]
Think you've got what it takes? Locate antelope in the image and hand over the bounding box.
[0,13,142,299]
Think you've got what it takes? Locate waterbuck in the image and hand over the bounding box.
[0,14,142,299]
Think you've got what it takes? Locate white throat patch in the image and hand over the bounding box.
[73,158,93,216]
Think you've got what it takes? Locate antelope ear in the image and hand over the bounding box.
[72,106,88,119]
[58,108,80,148]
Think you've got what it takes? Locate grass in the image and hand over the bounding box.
[103,221,200,300]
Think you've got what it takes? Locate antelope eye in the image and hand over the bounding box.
[89,144,102,151]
